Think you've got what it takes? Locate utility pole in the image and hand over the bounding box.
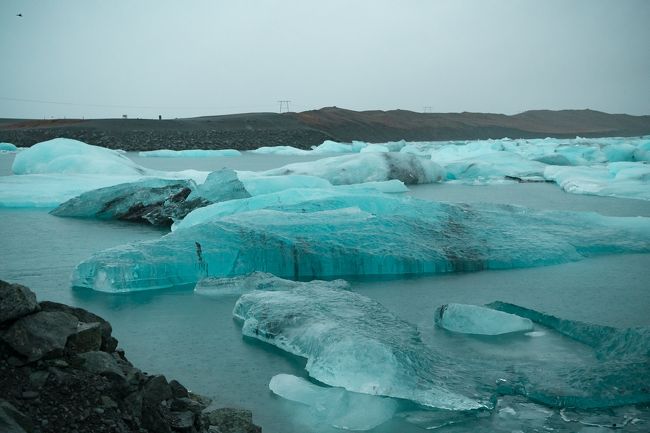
[278,100,291,113]
[423,106,433,113]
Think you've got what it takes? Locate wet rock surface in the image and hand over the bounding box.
[0,280,262,433]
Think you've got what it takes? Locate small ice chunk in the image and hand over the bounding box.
[269,374,397,431]
[187,168,251,203]
[435,303,533,335]
[0,142,18,151]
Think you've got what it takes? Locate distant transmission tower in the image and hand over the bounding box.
[423,106,433,113]
[278,100,291,113]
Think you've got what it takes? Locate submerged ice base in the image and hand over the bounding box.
[269,374,397,431]
[435,303,534,335]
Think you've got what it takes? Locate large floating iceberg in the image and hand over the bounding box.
[12,138,148,175]
[50,178,201,226]
[73,191,650,292]
[50,169,252,225]
[263,152,444,185]
[544,162,650,200]
[234,285,488,410]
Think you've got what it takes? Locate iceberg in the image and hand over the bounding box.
[544,163,650,200]
[51,169,251,225]
[488,302,650,408]
[359,143,390,153]
[269,374,397,431]
[435,303,534,335]
[172,188,405,231]
[237,172,332,196]
[442,152,547,183]
[186,168,250,203]
[0,142,18,152]
[12,138,148,176]
[138,149,241,157]
[73,193,650,292]
[234,286,488,410]
[311,140,367,153]
[487,302,650,360]
[50,178,201,226]
[263,152,444,185]
[194,272,349,296]
[250,145,310,155]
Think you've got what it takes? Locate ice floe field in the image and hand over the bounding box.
[1,136,650,432]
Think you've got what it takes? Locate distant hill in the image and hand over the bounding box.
[1,107,649,151]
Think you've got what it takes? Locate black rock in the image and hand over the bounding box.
[0,280,39,326]
[169,380,189,399]
[75,351,125,381]
[39,301,118,352]
[0,399,32,433]
[204,408,261,433]
[143,375,172,405]
[1,311,78,361]
[170,397,203,414]
[169,410,195,432]
[66,322,102,354]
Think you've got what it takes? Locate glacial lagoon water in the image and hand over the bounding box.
[1,150,650,432]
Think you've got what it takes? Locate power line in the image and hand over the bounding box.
[278,100,291,113]
[0,96,278,112]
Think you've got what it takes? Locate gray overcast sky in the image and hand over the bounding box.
[1,0,649,119]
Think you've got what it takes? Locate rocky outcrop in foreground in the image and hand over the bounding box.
[0,280,261,433]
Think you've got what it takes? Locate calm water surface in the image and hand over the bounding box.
[1,152,649,432]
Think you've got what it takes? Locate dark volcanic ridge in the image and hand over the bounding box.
[1,107,649,151]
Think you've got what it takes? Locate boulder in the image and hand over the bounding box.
[1,311,78,361]
[169,410,195,432]
[205,408,261,433]
[169,379,189,398]
[0,281,39,325]
[65,322,102,353]
[39,301,117,352]
[143,375,173,405]
[76,351,125,380]
[170,397,204,414]
[0,399,32,433]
